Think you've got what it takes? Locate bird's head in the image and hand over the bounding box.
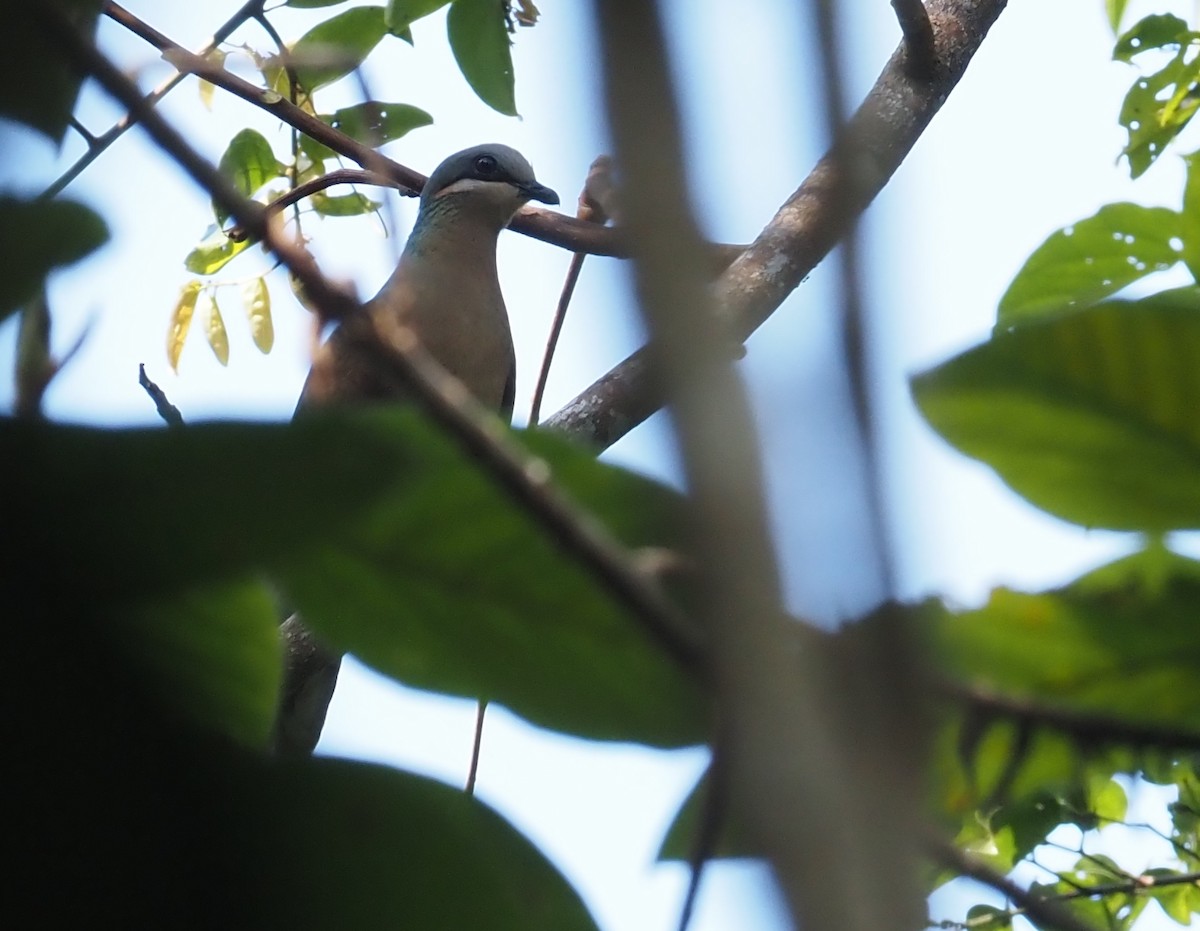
[419,144,560,228]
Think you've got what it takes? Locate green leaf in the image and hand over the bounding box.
[1113,18,1200,178]
[0,2,104,142]
[386,0,451,32]
[1106,0,1130,34]
[658,767,758,861]
[1,414,442,612]
[0,195,108,324]
[291,5,389,92]
[1113,14,1193,63]
[1182,151,1200,282]
[933,547,1200,736]
[183,227,251,275]
[1152,881,1196,926]
[997,204,1182,328]
[311,190,382,216]
[277,416,707,748]
[327,99,433,144]
[1086,775,1128,824]
[447,0,517,116]
[913,289,1200,531]
[213,128,282,226]
[112,581,282,748]
[287,0,351,7]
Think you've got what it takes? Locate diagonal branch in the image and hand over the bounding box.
[547,0,1009,449]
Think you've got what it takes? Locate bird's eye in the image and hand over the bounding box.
[474,154,499,176]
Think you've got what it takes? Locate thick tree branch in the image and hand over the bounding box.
[40,3,703,675]
[547,0,1009,449]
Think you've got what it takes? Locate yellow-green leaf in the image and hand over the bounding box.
[242,278,274,354]
[198,49,226,110]
[184,228,251,276]
[168,280,202,372]
[203,292,230,366]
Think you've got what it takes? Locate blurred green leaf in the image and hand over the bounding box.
[1,414,432,612]
[0,195,108,323]
[934,547,1200,735]
[386,0,451,32]
[965,904,1013,930]
[1150,877,1197,925]
[327,99,433,144]
[292,5,389,92]
[278,417,707,748]
[311,190,382,216]
[0,2,103,142]
[447,0,517,116]
[213,129,282,226]
[997,204,1182,328]
[913,290,1200,530]
[113,581,281,748]
[1114,16,1200,177]
[1182,151,1200,281]
[1106,0,1130,34]
[183,227,251,275]
[1114,14,1193,63]
[1086,774,1128,824]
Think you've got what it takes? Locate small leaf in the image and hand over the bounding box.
[0,195,109,324]
[1113,14,1193,63]
[447,0,518,116]
[184,228,251,275]
[214,129,282,226]
[1106,0,1130,34]
[997,204,1182,328]
[203,292,230,366]
[327,100,433,145]
[291,5,389,92]
[386,0,451,32]
[311,190,382,216]
[913,289,1200,531]
[168,280,202,371]
[198,49,226,110]
[242,278,274,353]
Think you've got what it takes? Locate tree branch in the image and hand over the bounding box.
[928,839,1103,931]
[892,0,938,78]
[547,0,1009,449]
[41,0,266,200]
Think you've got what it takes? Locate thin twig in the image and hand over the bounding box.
[40,5,705,674]
[464,700,487,795]
[928,839,1102,931]
[41,0,266,200]
[138,363,184,427]
[227,168,405,241]
[891,0,938,78]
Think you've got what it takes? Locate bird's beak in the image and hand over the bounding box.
[518,180,560,205]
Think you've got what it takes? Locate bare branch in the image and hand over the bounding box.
[41,0,266,200]
[928,839,1104,931]
[138,364,184,427]
[547,0,1009,449]
[227,168,406,242]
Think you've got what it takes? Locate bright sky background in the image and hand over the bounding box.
[3,1,1198,929]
